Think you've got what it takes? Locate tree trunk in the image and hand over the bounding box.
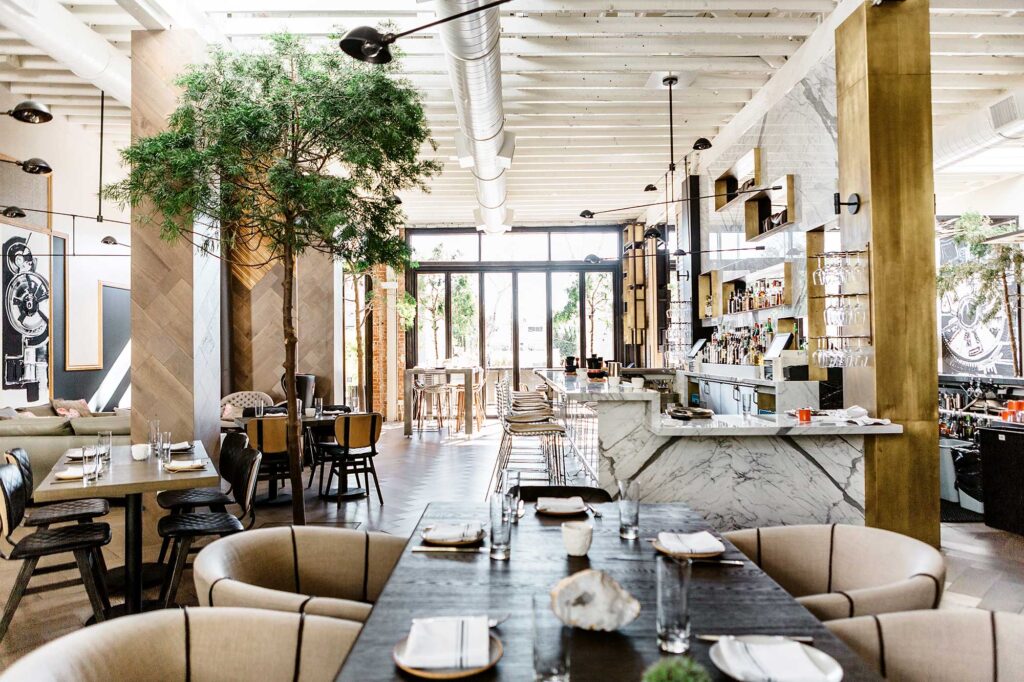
[1001,271,1020,377]
[282,242,306,524]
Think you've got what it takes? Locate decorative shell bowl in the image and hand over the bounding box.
[549,569,641,631]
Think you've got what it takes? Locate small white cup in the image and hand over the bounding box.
[561,521,593,557]
[607,376,621,388]
[304,408,315,417]
[631,377,645,389]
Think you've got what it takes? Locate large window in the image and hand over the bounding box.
[416,273,446,367]
[484,273,513,369]
[551,272,580,365]
[450,273,479,365]
[585,272,615,361]
[409,233,480,262]
[517,273,548,370]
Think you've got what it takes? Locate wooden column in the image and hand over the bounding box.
[295,250,338,403]
[836,0,939,545]
[130,29,221,456]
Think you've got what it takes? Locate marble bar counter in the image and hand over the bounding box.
[533,369,904,532]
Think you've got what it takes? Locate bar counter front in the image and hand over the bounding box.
[535,370,903,531]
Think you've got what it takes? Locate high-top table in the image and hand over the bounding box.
[403,367,478,436]
[34,442,218,617]
[337,502,881,681]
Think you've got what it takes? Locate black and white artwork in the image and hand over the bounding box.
[2,228,49,403]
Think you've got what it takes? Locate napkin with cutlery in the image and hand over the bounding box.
[536,496,586,513]
[423,522,483,543]
[163,459,207,473]
[401,616,489,670]
[658,531,725,555]
[55,465,98,481]
[717,637,826,682]
[169,442,194,452]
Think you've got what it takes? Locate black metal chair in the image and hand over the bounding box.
[4,448,109,527]
[158,447,262,608]
[155,432,249,564]
[321,413,384,506]
[514,485,613,503]
[0,462,111,642]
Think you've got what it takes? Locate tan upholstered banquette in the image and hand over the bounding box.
[0,607,360,682]
[724,524,945,621]
[827,610,1024,681]
[194,526,406,622]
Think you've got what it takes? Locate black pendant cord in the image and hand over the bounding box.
[584,184,780,218]
[667,79,675,175]
[393,0,513,40]
[97,90,104,223]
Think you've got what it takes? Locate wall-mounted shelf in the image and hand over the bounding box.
[714,148,762,212]
[744,174,796,242]
[698,270,724,320]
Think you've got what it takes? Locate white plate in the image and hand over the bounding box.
[709,635,842,682]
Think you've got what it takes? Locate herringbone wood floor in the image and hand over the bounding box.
[0,421,1021,670]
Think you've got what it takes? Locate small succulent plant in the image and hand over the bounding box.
[641,657,712,682]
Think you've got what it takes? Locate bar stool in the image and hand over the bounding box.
[454,367,486,431]
[492,377,566,492]
[414,370,451,432]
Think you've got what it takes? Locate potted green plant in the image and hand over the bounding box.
[641,657,712,682]
[106,33,440,523]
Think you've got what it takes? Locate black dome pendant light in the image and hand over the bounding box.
[5,100,52,124]
[1,206,26,219]
[340,0,514,64]
[0,157,52,175]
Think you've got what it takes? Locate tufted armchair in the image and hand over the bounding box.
[220,391,274,429]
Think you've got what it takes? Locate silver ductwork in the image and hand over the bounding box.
[434,0,514,234]
[934,88,1024,170]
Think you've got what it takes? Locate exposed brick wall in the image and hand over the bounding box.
[369,265,405,420]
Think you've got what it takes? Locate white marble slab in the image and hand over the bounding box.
[653,413,902,437]
[534,369,661,402]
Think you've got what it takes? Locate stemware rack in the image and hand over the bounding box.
[806,243,874,370]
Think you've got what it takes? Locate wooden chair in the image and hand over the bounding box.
[322,413,384,506]
[246,417,292,503]
[0,462,111,642]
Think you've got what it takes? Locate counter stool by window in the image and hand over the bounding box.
[155,432,249,565]
[322,413,384,506]
[414,370,451,432]
[246,417,292,504]
[827,610,1024,682]
[4,448,109,528]
[158,447,262,608]
[724,524,945,621]
[0,462,111,642]
[453,367,487,432]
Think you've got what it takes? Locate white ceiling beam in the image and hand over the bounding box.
[399,54,778,74]
[931,55,1024,74]
[931,36,1024,55]
[930,0,1024,11]
[112,0,170,29]
[0,69,85,83]
[207,0,837,13]
[404,73,767,89]
[421,90,753,104]
[931,16,1024,35]
[423,102,743,115]
[932,73,1024,89]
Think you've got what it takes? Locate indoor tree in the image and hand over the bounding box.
[106,34,440,523]
[938,211,1024,376]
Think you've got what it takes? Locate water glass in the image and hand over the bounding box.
[148,419,160,454]
[254,403,265,418]
[532,594,570,682]
[82,447,99,486]
[741,393,753,416]
[489,493,512,561]
[502,470,521,524]
[96,431,112,463]
[161,431,172,463]
[314,397,324,418]
[617,478,640,540]
[657,555,692,653]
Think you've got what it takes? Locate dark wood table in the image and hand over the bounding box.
[338,502,881,681]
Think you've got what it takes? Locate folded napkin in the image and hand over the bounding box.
[658,531,725,555]
[55,465,98,481]
[718,638,826,682]
[537,496,586,513]
[131,444,150,461]
[169,441,194,452]
[424,522,484,543]
[401,616,489,670]
[163,459,207,473]
[65,447,84,460]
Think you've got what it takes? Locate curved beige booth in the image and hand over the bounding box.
[827,610,1024,681]
[194,526,406,622]
[0,607,360,682]
[724,524,944,621]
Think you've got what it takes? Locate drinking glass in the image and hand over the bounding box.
[502,470,521,524]
[741,393,753,416]
[82,447,99,486]
[657,555,692,654]
[314,397,324,418]
[489,494,512,561]
[96,431,112,463]
[148,419,160,456]
[161,431,172,463]
[254,403,265,418]
[617,478,640,540]
[532,594,570,682]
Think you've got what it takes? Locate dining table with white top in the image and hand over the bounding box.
[32,442,219,617]
[403,367,479,436]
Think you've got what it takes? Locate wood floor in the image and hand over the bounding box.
[0,421,1021,669]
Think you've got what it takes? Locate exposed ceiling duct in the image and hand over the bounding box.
[934,89,1024,171]
[0,0,131,105]
[433,0,515,234]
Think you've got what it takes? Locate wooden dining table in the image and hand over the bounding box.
[33,442,219,617]
[337,502,882,681]
[403,367,478,436]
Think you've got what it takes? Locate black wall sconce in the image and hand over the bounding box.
[834,192,861,215]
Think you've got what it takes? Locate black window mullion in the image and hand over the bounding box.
[512,272,520,390]
[579,271,587,361]
[545,272,553,370]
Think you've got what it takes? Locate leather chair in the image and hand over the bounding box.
[724,524,945,621]
[0,606,362,682]
[4,447,109,527]
[194,526,406,622]
[515,485,612,503]
[0,462,110,642]
[246,417,292,503]
[827,610,1024,681]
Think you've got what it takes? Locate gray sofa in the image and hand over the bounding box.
[0,412,130,491]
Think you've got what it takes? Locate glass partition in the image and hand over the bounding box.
[450,273,480,366]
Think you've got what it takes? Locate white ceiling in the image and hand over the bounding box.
[0,0,1022,226]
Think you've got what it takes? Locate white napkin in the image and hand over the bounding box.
[169,441,194,452]
[163,459,207,473]
[55,465,98,481]
[424,522,483,543]
[64,448,84,460]
[401,616,489,670]
[658,531,725,555]
[537,496,586,513]
[131,444,150,461]
[718,638,826,682]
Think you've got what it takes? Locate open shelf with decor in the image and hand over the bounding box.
[698,270,724,320]
[744,174,796,241]
[714,147,762,212]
